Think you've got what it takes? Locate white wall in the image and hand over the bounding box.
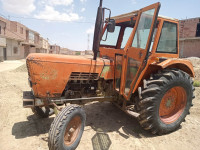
[6,39,22,60]
[0,37,6,47]
[0,47,3,61]
[0,37,6,61]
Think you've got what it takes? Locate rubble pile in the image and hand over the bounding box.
[185,57,200,81]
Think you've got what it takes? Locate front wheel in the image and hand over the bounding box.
[48,105,86,150]
[138,69,195,135]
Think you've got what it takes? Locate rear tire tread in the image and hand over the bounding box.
[138,69,194,135]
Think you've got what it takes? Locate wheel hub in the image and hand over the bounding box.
[64,116,81,146]
[159,86,187,124]
[165,98,173,108]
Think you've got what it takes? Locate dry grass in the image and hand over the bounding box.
[194,80,200,87]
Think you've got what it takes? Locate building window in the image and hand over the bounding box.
[13,47,18,54]
[29,31,34,43]
[20,27,23,34]
[196,23,200,37]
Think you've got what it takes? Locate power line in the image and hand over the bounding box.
[87,34,90,50]
[0,14,35,41]
[0,14,55,43]
[9,15,94,24]
[0,13,94,48]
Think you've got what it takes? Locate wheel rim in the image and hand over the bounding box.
[64,116,82,146]
[159,86,187,124]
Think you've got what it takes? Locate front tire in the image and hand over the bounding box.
[48,105,86,150]
[138,69,195,135]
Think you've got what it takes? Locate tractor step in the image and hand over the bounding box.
[112,102,140,118]
[23,91,34,108]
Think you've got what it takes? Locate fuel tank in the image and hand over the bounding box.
[26,53,114,98]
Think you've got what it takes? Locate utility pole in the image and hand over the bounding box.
[87,34,90,50]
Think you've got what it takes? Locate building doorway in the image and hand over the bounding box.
[196,23,200,37]
[24,45,30,58]
[3,48,7,60]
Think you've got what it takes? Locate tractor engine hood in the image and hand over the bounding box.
[26,53,113,98]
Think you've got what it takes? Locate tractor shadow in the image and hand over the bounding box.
[12,115,54,139]
[83,102,160,150]
[84,102,155,139]
[12,102,181,149]
[12,102,153,141]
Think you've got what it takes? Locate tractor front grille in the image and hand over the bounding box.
[69,72,99,80]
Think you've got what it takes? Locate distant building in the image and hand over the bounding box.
[0,16,50,61]
[85,50,93,55]
[60,48,92,56]
[39,37,49,53]
[49,44,60,54]
[60,48,72,55]
[179,17,200,57]
[74,51,85,56]
[0,17,26,61]
[22,29,41,57]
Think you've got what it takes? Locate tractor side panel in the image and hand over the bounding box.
[26,54,109,99]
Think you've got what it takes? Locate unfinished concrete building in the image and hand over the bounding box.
[49,44,60,54]
[179,17,200,58]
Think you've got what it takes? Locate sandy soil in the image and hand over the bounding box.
[0,60,200,150]
[0,60,25,72]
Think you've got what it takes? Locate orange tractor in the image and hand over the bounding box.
[23,1,195,150]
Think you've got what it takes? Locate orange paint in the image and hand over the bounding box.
[159,86,187,124]
[99,2,194,100]
[27,53,112,98]
[26,2,195,101]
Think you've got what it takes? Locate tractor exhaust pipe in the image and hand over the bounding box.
[92,0,103,60]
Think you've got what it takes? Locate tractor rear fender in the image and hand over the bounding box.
[131,58,195,95]
[151,59,195,77]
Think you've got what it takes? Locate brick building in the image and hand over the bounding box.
[21,29,41,58]
[0,17,27,61]
[0,16,50,61]
[179,17,200,57]
[60,48,73,55]
[39,37,49,53]
[49,44,60,54]
[85,50,93,55]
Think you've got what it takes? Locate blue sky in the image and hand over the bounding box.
[0,0,199,51]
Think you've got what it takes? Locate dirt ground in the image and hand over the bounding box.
[0,59,200,150]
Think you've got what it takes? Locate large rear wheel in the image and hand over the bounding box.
[138,69,195,135]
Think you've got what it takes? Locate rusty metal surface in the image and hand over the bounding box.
[26,53,113,99]
[100,65,114,79]
[112,102,140,118]
[69,72,99,80]
[64,116,82,146]
[151,58,195,77]
[50,96,113,103]
[23,91,34,108]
